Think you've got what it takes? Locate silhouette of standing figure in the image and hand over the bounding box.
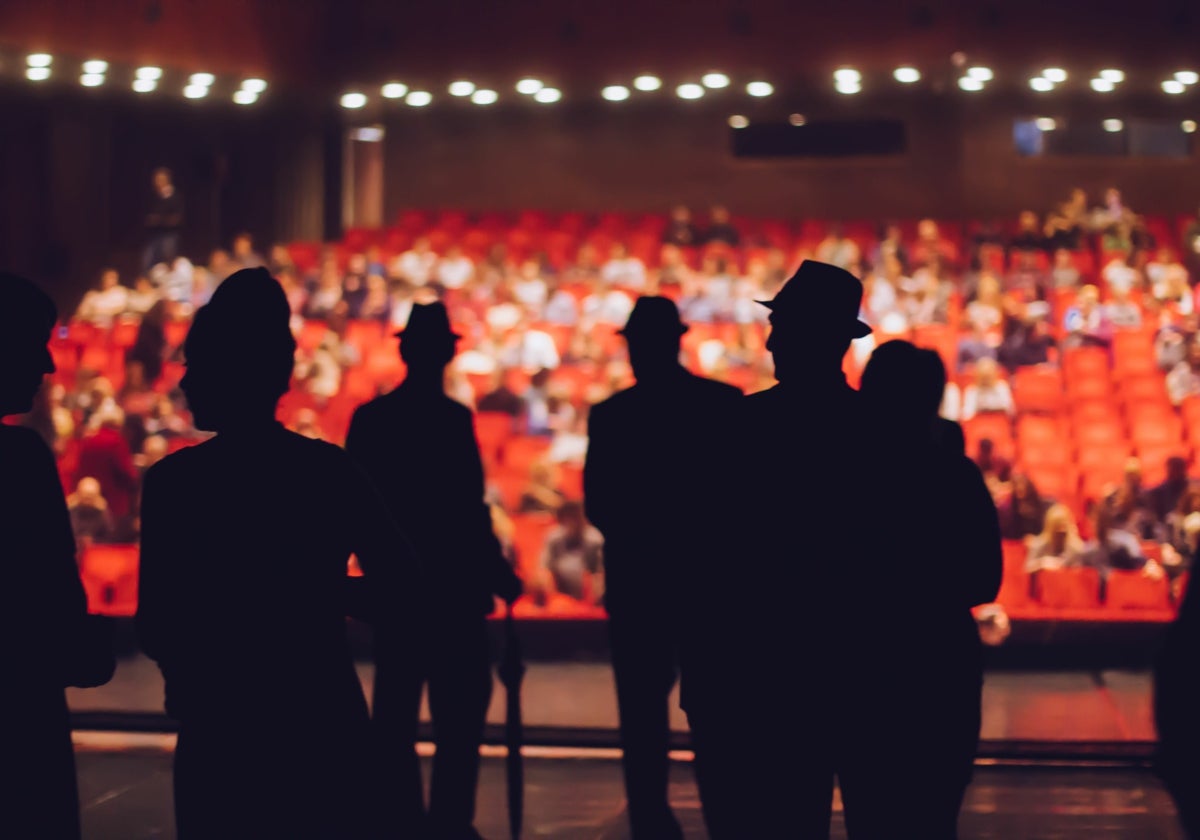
[137,268,412,839]
[1155,573,1200,838]
[0,273,97,840]
[345,301,523,840]
[583,296,741,839]
[850,340,1001,839]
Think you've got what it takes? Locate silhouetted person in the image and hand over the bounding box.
[853,340,1002,839]
[345,302,523,840]
[137,268,411,839]
[1156,572,1200,838]
[0,273,95,840]
[583,297,741,839]
[144,167,184,272]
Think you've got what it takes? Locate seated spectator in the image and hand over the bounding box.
[268,244,296,276]
[207,249,234,283]
[869,222,909,273]
[305,259,344,320]
[1062,285,1113,349]
[143,394,190,439]
[1092,187,1137,252]
[1044,188,1089,251]
[1009,211,1046,255]
[1164,486,1200,552]
[1101,253,1141,295]
[999,472,1050,540]
[657,243,694,289]
[512,260,549,311]
[436,244,475,291]
[230,232,265,271]
[662,205,699,247]
[547,411,590,465]
[76,268,130,327]
[278,268,308,329]
[965,271,1005,333]
[538,501,605,605]
[68,477,113,546]
[732,262,770,327]
[703,205,740,246]
[861,258,901,325]
[1105,457,1156,531]
[940,379,962,422]
[957,322,998,373]
[353,273,391,323]
[911,218,958,268]
[581,280,634,327]
[75,404,139,540]
[477,369,524,418]
[391,236,438,287]
[341,253,370,314]
[1025,503,1087,573]
[815,223,862,275]
[124,274,161,317]
[542,281,580,326]
[1156,313,1195,371]
[502,325,561,373]
[998,307,1056,371]
[677,274,719,325]
[135,435,169,473]
[600,243,648,291]
[1082,502,1157,580]
[299,320,360,403]
[1050,248,1082,290]
[518,459,566,513]
[1151,456,1195,521]
[904,265,952,326]
[1167,342,1200,405]
[1162,512,1200,584]
[1148,249,1193,315]
[1105,284,1143,329]
[1005,250,1048,299]
[961,357,1014,420]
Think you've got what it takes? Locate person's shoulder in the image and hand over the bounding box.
[687,373,744,401]
[0,424,56,468]
[592,385,636,414]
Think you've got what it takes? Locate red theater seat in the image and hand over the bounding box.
[79,544,139,617]
[1034,567,1101,610]
[1063,347,1110,381]
[475,412,514,465]
[1105,570,1172,612]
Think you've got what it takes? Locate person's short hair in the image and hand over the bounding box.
[0,272,57,336]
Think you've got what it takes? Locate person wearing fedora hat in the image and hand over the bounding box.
[137,268,412,837]
[346,300,523,840]
[584,295,742,840]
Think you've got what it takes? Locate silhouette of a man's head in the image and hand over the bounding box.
[0,273,57,418]
[181,268,295,431]
[860,340,946,431]
[759,260,871,382]
[619,296,688,381]
[398,302,460,374]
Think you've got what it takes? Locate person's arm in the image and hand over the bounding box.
[457,409,522,602]
[953,457,1003,606]
[582,403,616,536]
[135,465,177,665]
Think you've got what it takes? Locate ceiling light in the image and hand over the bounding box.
[633,75,661,92]
[26,54,52,68]
[351,126,384,142]
[1103,118,1124,132]
[958,77,984,91]
[1164,80,1187,94]
[132,79,156,93]
[405,90,433,106]
[1030,77,1054,92]
[968,66,993,81]
[533,87,562,103]
[788,113,806,126]
[1035,117,1057,131]
[702,72,730,89]
[80,73,105,87]
[1183,120,1197,133]
[893,67,921,83]
[601,85,630,101]
[136,66,163,80]
[241,79,267,93]
[833,68,861,85]
[470,89,498,105]
[835,80,862,95]
[449,80,475,97]
[183,84,209,99]
[675,83,704,100]
[746,81,774,97]
[1090,78,1115,92]
[25,67,50,81]
[1100,69,1125,83]
[1042,68,1067,83]
[82,60,108,74]
[1177,71,1200,85]
[516,78,544,94]
[189,73,215,87]
[381,82,408,99]
[728,115,749,128]
[340,92,367,109]
[233,90,258,105]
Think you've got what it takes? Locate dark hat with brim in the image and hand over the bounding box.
[618,295,689,337]
[757,259,872,339]
[395,301,462,341]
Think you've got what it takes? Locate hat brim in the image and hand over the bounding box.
[394,329,463,339]
[756,299,873,339]
[617,324,690,336]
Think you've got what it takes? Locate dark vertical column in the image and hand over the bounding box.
[322,109,344,243]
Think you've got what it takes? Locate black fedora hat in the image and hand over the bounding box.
[395,301,462,341]
[618,296,690,337]
[757,259,872,339]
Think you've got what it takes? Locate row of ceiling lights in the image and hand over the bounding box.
[1030,117,1197,133]
[20,53,267,103]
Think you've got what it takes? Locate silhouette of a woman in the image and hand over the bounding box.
[137,268,414,838]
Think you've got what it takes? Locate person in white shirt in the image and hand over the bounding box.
[502,326,560,372]
[511,260,549,310]
[961,357,1015,420]
[542,283,580,326]
[76,269,130,327]
[391,237,438,287]
[436,245,475,290]
[582,281,634,327]
[1149,248,1192,309]
[1102,255,1141,295]
[601,243,648,291]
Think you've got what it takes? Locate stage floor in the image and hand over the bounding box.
[76,745,1183,840]
[68,656,1159,744]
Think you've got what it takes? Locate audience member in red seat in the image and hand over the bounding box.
[584,295,741,839]
[956,321,998,373]
[911,218,958,269]
[1050,248,1082,290]
[1105,284,1144,329]
[392,236,438,288]
[139,268,406,838]
[126,299,168,386]
[76,268,130,327]
[124,273,162,318]
[1093,187,1137,252]
[961,358,1014,421]
[702,205,740,246]
[1005,249,1048,300]
[75,405,139,538]
[582,277,635,327]
[1163,487,1200,551]
[868,221,909,273]
[661,204,699,247]
[602,242,648,290]
[904,264,953,327]
[0,273,110,840]
[657,243,694,290]
[541,278,581,325]
[815,223,862,275]
[267,243,296,277]
[1009,210,1046,256]
[1150,251,1193,316]
[67,477,112,546]
[862,255,901,323]
[229,232,265,272]
[1044,188,1089,251]
[353,271,392,324]
[345,300,521,840]
[436,244,475,291]
[1025,503,1087,573]
[974,438,1013,499]
[518,459,566,513]
[998,472,1049,540]
[1101,252,1142,296]
[1105,459,1159,536]
[511,259,549,311]
[340,253,370,314]
[205,249,234,284]
[476,368,524,418]
[1167,341,1200,406]
[538,501,605,605]
[1063,284,1113,350]
[998,306,1056,371]
[1082,501,1158,580]
[1160,512,1199,583]
[964,271,1005,333]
